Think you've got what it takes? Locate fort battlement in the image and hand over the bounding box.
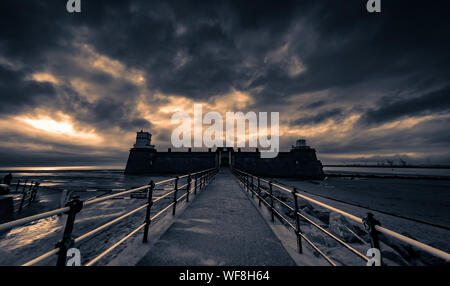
[124,131,324,179]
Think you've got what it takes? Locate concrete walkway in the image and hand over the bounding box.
[137,168,296,266]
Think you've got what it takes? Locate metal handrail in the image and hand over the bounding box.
[247,179,369,262]
[233,168,450,263]
[6,167,218,266]
[244,180,336,265]
[0,168,215,232]
[0,207,70,232]
[85,174,210,266]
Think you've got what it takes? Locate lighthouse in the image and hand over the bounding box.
[133,130,155,149]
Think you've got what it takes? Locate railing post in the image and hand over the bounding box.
[292,187,303,253]
[172,176,179,216]
[15,179,20,193]
[143,180,155,243]
[186,174,191,202]
[56,197,83,266]
[245,174,249,192]
[257,177,262,207]
[28,182,37,207]
[363,213,383,265]
[269,181,274,222]
[18,181,28,213]
[244,174,247,191]
[194,174,198,195]
[29,182,40,206]
[251,176,254,198]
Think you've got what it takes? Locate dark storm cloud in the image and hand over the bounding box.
[292,108,343,126]
[0,145,128,167]
[0,1,152,131]
[0,1,69,66]
[316,118,450,155]
[55,84,152,131]
[360,86,450,125]
[0,66,55,114]
[303,100,326,109]
[1,0,450,165]
[83,97,152,130]
[3,0,450,109]
[248,0,450,104]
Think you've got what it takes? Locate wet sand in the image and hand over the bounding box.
[274,177,450,253]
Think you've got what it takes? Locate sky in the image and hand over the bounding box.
[0,0,449,167]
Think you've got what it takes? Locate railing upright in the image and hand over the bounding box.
[56,197,83,266]
[194,173,198,195]
[186,174,191,202]
[143,180,155,243]
[251,176,254,197]
[364,213,383,265]
[28,182,38,207]
[173,176,179,215]
[292,187,303,253]
[269,181,275,222]
[232,168,450,264]
[0,167,219,267]
[246,174,249,192]
[18,180,28,213]
[15,180,20,193]
[257,177,262,207]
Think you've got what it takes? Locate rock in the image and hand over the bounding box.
[299,201,314,210]
[381,249,409,266]
[307,228,339,247]
[314,210,330,225]
[303,207,330,225]
[285,209,295,219]
[379,232,447,265]
[328,212,363,243]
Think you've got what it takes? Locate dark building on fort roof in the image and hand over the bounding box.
[125,131,324,179]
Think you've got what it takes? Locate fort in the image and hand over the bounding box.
[124,131,324,179]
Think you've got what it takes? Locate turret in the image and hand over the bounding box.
[292,139,309,150]
[133,130,155,149]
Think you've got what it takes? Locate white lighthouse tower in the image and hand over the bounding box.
[292,139,309,150]
[133,130,155,149]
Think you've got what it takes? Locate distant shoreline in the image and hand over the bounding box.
[323,165,450,169]
[0,166,125,172]
[324,173,450,181]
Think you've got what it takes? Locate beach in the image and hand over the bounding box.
[0,167,449,265]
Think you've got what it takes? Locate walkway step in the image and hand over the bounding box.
[137,168,296,266]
